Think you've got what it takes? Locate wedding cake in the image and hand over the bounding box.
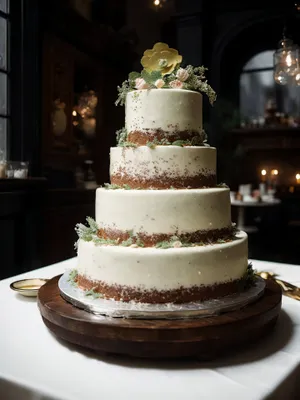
[74,43,252,304]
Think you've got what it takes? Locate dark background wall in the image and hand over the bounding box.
[1,0,299,279]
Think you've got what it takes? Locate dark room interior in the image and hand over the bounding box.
[1,1,300,398]
[1,0,299,278]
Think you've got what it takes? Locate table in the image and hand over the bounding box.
[1,258,300,400]
[231,199,281,233]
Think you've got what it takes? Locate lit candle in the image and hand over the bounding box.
[296,173,300,184]
[271,169,279,186]
[261,169,267,182]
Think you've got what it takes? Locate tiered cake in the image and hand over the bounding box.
[75,43,251,304]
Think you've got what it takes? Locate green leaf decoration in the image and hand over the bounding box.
[75,217,99,241]
[155,240,174,249]
[147,142,157,149]
[241,263,257,289]
[103,183,133,190]
[136,237,145,247]
[116,127,128,145]
[148,70,163,82]
[140,69,151,84]
[75,216,237,249]
[115,79,136,106]
[140,69,162,86]
[86,217,98,233]
[121,237,134,247]
[115,56,216,107]
[93,236,118,246]
[68,269,78,286]
[129,71,141,81]
[85,287,102,299]
[117,141,137,148]
[115,81,129,106]
[183,65,216,105]
[172,140,188,147]
[217,182,229,188]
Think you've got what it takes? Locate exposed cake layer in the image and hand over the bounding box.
[77,231,248,303]
[127,129,200,146]
[125,89,203,144]
[98,226,234,247]
[110,146,216,189]
[96,187,232,238]
[77,275,243,304]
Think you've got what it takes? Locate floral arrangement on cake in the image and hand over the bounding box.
[116,42,217,106]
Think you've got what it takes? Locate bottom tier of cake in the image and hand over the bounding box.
[76,231,248,304]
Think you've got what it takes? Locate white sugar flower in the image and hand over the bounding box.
[176,68,189,82]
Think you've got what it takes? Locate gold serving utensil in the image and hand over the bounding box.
[257,271,300,300]
[284,291,300,301]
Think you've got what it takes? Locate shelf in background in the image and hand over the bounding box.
[227,127,300,150]
[0,178,48,191]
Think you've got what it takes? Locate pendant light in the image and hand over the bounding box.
[274,5,300,85]
[274,29,299,85]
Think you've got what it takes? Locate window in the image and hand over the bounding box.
[0,0,9,161]
[240,50,300,122]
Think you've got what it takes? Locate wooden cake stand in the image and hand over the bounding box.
[38,275,282,360]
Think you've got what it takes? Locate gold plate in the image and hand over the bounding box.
[10,278,49,297]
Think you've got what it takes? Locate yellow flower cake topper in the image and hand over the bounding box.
[115,42,216,107]
[141,42,182,75]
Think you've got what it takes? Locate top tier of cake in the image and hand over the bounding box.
[125,89,203,145]
[112,88,212,189]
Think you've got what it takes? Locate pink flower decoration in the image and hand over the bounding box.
[155,79,165,88]
[169,79,183,89]
[176,68,189,82]
[135,78,150,90]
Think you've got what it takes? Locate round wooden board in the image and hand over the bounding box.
[38,275,282,360]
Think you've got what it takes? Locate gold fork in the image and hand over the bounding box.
[257,271,300,300]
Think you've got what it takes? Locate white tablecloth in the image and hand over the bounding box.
[1,258,300,400]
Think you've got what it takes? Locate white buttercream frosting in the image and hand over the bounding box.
[110,146,216,180]
[125,89,203,134]
[77,231,248,290]
[95,187,231,234]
